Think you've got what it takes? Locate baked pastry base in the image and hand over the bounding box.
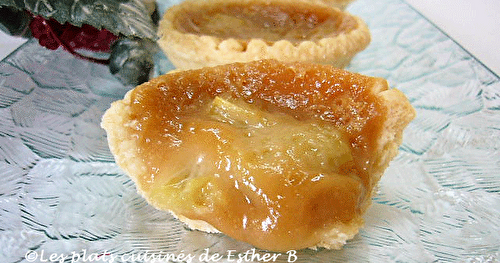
[157,0,370,69]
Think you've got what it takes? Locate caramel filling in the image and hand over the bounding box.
[174,3,358,44]
[123,61,386,251]
[146,96,364,248]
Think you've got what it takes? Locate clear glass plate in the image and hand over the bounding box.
[1,0,499,262]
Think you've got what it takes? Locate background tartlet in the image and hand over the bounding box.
[157,0,370,69]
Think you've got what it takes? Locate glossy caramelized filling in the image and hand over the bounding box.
[174,3,357,43]
[121,61,387,251]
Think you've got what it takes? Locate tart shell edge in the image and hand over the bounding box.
[157,0,371,69]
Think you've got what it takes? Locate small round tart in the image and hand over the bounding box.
[157,0,370,69]
[101,59,415,251]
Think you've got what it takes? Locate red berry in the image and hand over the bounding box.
[28,14,118,60]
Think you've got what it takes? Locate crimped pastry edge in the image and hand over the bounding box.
[157,0,370,70]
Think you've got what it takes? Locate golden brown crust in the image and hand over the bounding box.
[157,0,370,70]
[101,90,147,188]
[101,60,415,250]
[314,0,356,9]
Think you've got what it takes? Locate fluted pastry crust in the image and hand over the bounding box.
[157,0,370,69]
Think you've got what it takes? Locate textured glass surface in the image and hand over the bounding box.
[1,0,499,262]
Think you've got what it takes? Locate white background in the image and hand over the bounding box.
[1,0,499,76]
[404,0,500,76]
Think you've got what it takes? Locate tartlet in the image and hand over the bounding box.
[101,59,415,251]
[157,0,370,69]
